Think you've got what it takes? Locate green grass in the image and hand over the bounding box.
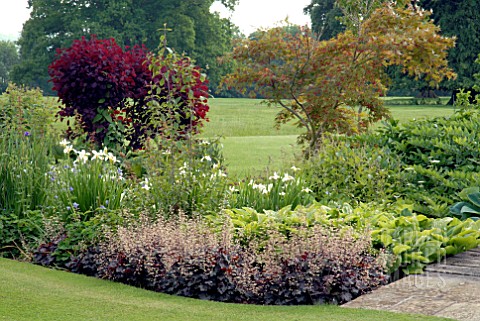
[222,135,300,177]
[202,98,456,176]
[0,258,452,321]
[386,105,456,123]
[201,98,302,137]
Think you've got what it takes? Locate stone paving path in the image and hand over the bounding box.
[343,248,480,321]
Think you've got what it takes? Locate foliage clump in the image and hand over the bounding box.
[129,137,228,217]
[0,83,55,134]
[301,136,403,205]
[48,35,209,151]
[94,213,387,305]
[373,109,480,216]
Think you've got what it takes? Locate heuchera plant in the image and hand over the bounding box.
[48,35,209,151]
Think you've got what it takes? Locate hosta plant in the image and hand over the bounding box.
[218,202,480,275]
[450,187,480,221]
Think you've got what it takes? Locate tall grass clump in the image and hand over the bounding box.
[0,84,58,217]
[0,131,53,218]
[0,85,57,258]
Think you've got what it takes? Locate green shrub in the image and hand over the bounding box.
[0,210,45,259]
[302,137,403,205]
[374,109,480,216]
[127,137,228,217]
[299,112,480,217]
[34,209,124,269]
[383,98,444,106]
[0,83,56,135]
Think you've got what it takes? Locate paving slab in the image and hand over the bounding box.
[343,248,480,321]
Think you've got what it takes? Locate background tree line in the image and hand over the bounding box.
[1,0,479,97]
[8,0,238,96]
[304,0,480,96]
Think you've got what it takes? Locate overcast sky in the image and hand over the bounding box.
[211,0,311,35]
[0,0,311,39]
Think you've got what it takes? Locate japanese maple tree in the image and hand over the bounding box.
[222,2,455,155]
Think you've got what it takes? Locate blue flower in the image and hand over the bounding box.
[69,187,74,192]
[66,206,71,211]
[73,202,79,210]
[99,205,106,209]
[24,131,30,137]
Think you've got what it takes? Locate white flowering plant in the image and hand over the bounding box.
[47,141,129,221]
[228,166,315,212]
[130,137,228,217]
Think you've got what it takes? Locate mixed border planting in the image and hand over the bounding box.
[2,86,480,306]
[2,3,480,308]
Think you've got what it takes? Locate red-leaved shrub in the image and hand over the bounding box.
[48,35,209,150]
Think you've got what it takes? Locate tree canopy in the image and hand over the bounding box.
[222,2,455,154]
[12,0,237,95]
[304,0,344,40]
[305,0,480,92]
[0,41,20,93]
[419,0,480,89]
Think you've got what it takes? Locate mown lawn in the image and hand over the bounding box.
[0,258,453,321]
[202,98,456,176]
